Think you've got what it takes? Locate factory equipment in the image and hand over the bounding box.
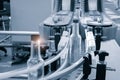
[0,0,10,57]
[0,0,117,80]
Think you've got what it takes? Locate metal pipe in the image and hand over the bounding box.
[45,38,69,66]
[0,31,39,35]
[0,43,13,47]
[0,43,31,47]
[0,31,54,40]
[44,57,84,80]
[45,53,93,80]
[45,45,69,78]
[56,51,68,71]
[76,73,83,80]
[0,35,11,43]
[0,47,84,80]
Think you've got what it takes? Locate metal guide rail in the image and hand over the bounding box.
[0,30,86,80]
[0,29,88,79]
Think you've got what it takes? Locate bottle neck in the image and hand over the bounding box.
[74,7,80,18]
[30,41,43,60]
[72,7,80,36]
[72,22,80,35]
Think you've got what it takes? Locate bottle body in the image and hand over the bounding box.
[27,59,44,80]
[69,19,82,64]
[27,41,44,80]
[69,34,82,64]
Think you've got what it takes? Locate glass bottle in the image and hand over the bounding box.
[69,17,82,64]
[27,41,44,80]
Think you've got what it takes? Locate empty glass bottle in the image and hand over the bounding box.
[69,17,82,64]
[27,41,44,80]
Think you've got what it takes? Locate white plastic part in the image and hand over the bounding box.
[58,31,69,51]
[85,30,96,52]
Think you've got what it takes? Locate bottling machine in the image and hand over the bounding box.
[0,0,118,80]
